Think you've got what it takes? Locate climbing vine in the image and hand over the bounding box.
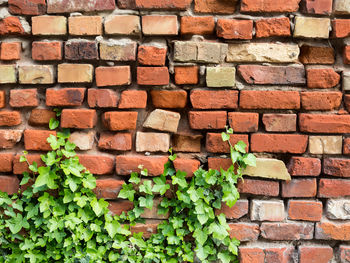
[0,114,256,263]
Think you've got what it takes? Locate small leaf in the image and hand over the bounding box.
[234,141,247,154]
[243,153,256,167]
[221,132,230,142]
[49,118,59,130]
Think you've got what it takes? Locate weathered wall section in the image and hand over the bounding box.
[1,0,350,262]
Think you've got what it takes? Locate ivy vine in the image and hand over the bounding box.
[0,113,256,263]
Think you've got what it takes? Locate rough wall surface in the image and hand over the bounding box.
[1,0,350,262]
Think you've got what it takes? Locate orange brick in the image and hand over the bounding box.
[256,17,291,38]
[189,111,227,129]
[181,16,215,35]
[345,46,350,64]
[104,15,140,35]
[103,112,138,131]
[24,130,56,151]
[228,112,259,132]
[194,0,237,14]
[61,109,97,129]
[138,45,167,66]
[151,90,187,108]
[217,19,253,39]
[0,111,21,127]
[288,200,322,221]
[137,67,169,86]
[118,90,147,109]
[190,90,238,109]
[32,16,67,35]
[174,66,199,85]
[0,16,26,35]
[96,66,131,87]
[10,89,38,107]
[32,41,62,61]
[46,88,86,107]
[0,91,5,108]
[68,16,102,36]
[0,42,21,60]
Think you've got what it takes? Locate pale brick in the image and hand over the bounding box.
[142,15,178,35]
[58,64,93,83]
[68,16,102,36]
[309,136,342,154]
[99,40,137,61]
[206,67,235,87]
[227,43,299,63]
[143,109,180,133]
[105,15,140,35]
[136,132,170,153]
[0,130,22,149]
[294,17,330,39]
[0,65,16,84]
[69,131,95,151]
[343,72,350,90]
[263,114,297,132]
[334,0,350,14]
[243,158,291,180]
[18,65,54,84]
[250,200,285,222]
[327,199,350,220]
[32,16,67,35]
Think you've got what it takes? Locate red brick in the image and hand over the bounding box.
[98,133,132,151]
[138,45,167,66]
[316,222,350,240]
[173,158,200,177]
[151,90,187,109]
[137,67,169,86]
[24,130,56,151]
[194,0,237,14]
[300,45,335,64]
[241,0,300,12]
[172,134,202,153]
[46,88,85,107]
[135,0,192,9]
[108,200,134,216]
[9,89,38,108]
[32,41,62,61]
[319,179,350,197]
[345,46,350,64]
[332,19,350,38]
[188,111,227,129]
[0,17,26,35]
[102,112,138,131]
[96,66,131,87]
[94,178,125,199]
[216,19,253,39]
[116,155,168,176]
[206,133,248,153]
[345,95,350,112]
[264,247,295,263]
[88,89,118,108]
[208,157,232,171]
[299,114,350,133]
[239,247,264,263]
[0,42,21,60]
[13,154,44,174]
[0,91,5,108]
[130,220,160,239]
[323,158,350,177]
[301,92,342,111]
[339,245,350,263]
[29,109,56,126]
[260,222,314,240]
[142,15,178,36]
[251,134,308,154]
[344,138,350,155]
[238,65,305,85]
[238,179,279,196]
[9,0,46,15]
[174,66,199,85]
[282,179,317,197]
[190,90,238,109]
[0,176,19,195]
[262,114,296,132]
[288,200,323,221]
[301,0,333,15]
[228,223,260,242]
[0,130,22,149]
[61,109,97,129]
[240,90,300,110]
[78,155,114,175]
[299,246,333,263]
[288,157,321,177]
[47,0,115,13]
[216,199,249,219]
[228,112,259,133]
[0,153,14,172]
[306,68,340,88]
[0,111,21,127]
[65,41,98,60]
[255,17,291,38]
[181,16,215,35]
[119,90,147,109]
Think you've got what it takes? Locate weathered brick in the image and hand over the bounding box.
[300,114,350,133]
[130,220,160,238]
[68,16,102,36]
[29,109,56,126]
[189,111,227,130]
[241,0,301,12]
[47,0,115,13]
[88,89,118,108]
[143,109,180,133]
[294,17,330,39]
[78,155,114,175]
[288,200,323,221]
[151,90,187,109]
[137,67,169,86]
[58,64,93,83]
[244,158,291,181]
[260,222,314,240]
[174,66,198,85]
[13,154,43,174]
[65,40,98,60]
[0,42,21,60]
[0,130,22,149]
[116,155,168,176]
[46,88,85,107]
[251,134,307,154]
[216,19,253,39]
[32,41,62,61]
[239,248,265,263]
[172,134,202,153]
[282,179,317,197]
[0,65,16,84]
[206,133,248,153]
[119,90,147,109]
[138,45,167,66]
[335,0,350,14]
[265,247,295,263]
[142,15,178,35]
[307,68,340,88]
[103,112,138,131]
[96,66,131,86]
[344,137,350,154]
[98,133,132,151]
[94,178,124,200]
[24,130,56,151]
[10,89,38,107]
[206,67,235,87]
[316,222,350,240]
[173,158,200,178]
[228,223,260,242]
[299,246,333,263]
[300,45,335,64]
[250,200,285,221]
[0,17,27,35]
[323,158,350,177]
[32,16,67,35]
[237,179,279,196]
[288,157,321,177]
[0,91,5,109]
[0,153,14,172]
[262,114,296,132]
[215,199,249,219]
[238,65,305,85]
[69,131,95,151]
[0,176,19,195]
[8,0,46,15]
[326,199,350,220]
[301,0,333,15]
[61,109,97,129]
[104,15,140,35]
[136,0,192,9]
[228,112,258,132]
[194,0,237,14]
[332,19,350,38]
[309,136,342,154]
[18,65,54,84]
[0,111,20,127]
[108,200,134,216]
[339,245,350,263]
[344,72,350,90]
[100,40,137,61]
[181,16,215,35]
[136,132,170,153]
[255,17,291,38]
[301,92,342,111]
[319,179,350,198]
[345,46,350,64]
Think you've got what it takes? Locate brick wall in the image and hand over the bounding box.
[1,0,350,261]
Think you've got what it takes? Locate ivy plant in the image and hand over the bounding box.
[0,113,256,262]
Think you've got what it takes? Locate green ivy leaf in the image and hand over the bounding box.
[90,198,109,217]
[49,118,59,130]
[221,132,230,142]
[172,171,188,188]
[234,140,247,154]
[139,195,153,210]
[218,251,235,263]
[243,153,256,167]
[118,184,136,202]
[139,180,153,195]
[193,229,208,246]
